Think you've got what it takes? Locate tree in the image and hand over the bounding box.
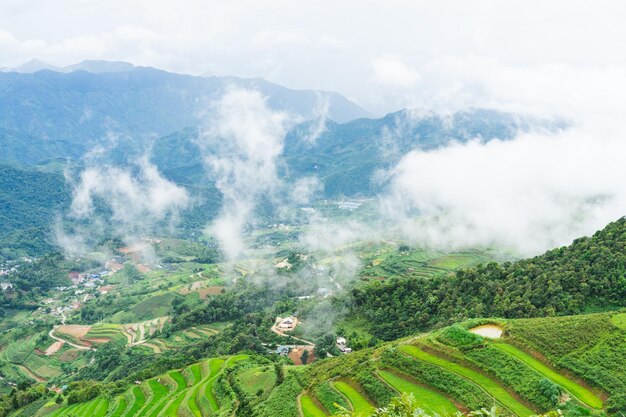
[274,363,284,385]
[300,349,310,365]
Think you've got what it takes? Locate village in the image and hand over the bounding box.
[270,315,352,366]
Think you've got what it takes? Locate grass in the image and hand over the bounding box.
[507,313,625,396]
[195,358,225,415]
[122,385,145,417]
[187,363,203,385]
[169,370,188,392]
[236,366,277,398]
[399,345,535,417]
[136,379,169,416]
[163,390,187,416]
[131,292,178,321]
[428,254,479,269]
[182,363,207,417]
[85,324,128,345]
[333,380,375,416]
[492,343,603,409]
[92,398,110,417]
[22,352,62,379]
[203,374,220,411]
[610,312,626,330]
[301,394,328,417]
[109,396,128,417]
[378,370,458,414]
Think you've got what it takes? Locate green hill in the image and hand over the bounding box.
[352,217,626,340]
[6,311,626,416]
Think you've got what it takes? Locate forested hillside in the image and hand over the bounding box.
[352,217,626,340]
[0,66,368,165]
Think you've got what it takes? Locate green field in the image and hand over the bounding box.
[236,366,277,399]
[610,312,626,330]
[333,380,375,416]
[40,356,250,417]
[428,254,481,269]
[492,343,603,409]
[300,394,327,417]
[378,370,458,414]
[399,345,535,417]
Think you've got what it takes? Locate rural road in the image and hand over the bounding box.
[270,320,315,347]
[48,327,93,351]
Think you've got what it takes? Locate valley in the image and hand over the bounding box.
[1,214,626,416]
[0,20,625,416]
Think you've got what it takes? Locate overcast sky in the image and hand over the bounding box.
[1,0,626,113]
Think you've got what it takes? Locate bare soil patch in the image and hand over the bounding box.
[196,286,225,299]
[288,346,315,365]
[469,324,503,338]
[45,341,64,356]
[56,325,92,339]
[98,285,115,294]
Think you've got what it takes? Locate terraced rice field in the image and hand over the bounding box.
[199,358,226,413]
[141,325,219,353]
[332,380,375,416]
[492,343,603,409]
[378,370,458,414]
[44,356,248,417]
[300,394,327,417]
[48,397,110,417]
[85,323,129,345]
[399,345,535,417]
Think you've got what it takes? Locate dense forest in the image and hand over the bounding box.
[0,164,70,259]
[352,218,626,340]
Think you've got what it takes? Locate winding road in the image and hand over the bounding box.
[48,327,93,351]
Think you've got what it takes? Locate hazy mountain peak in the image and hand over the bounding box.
[10,59,59,73]
[62,59,136,73]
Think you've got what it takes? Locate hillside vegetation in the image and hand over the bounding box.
[5,311,625,416]
[352,217,626,340]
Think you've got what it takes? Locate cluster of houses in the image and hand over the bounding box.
[0,257,35,291]
[67,271,107,288]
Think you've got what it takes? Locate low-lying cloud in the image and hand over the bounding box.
[381,121,626,255]
[374,58,626,256]
[56,156,190,255]
[199,88,290,259]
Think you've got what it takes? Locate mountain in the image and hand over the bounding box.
[0,63,370,154]
[9,58,60,73]
[62,60,136,73]
[0,128,81,165]
[150,108,564,196]
[282,108,565,195]
[0,164,70,235]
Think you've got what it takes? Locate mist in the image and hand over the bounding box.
[369,58,626,255]
[199,88,290,259]
[56,156,190,256]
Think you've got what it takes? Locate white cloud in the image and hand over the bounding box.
[2,1,626,113]
[381,119,626,255]
[199,88,290,259]
[371,56,420,87]
[69,156,190,235]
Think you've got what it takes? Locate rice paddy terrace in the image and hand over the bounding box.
[21,310,626,416]
[301,312,622,417]
[359,247,500,281]
[50,320,221,353]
